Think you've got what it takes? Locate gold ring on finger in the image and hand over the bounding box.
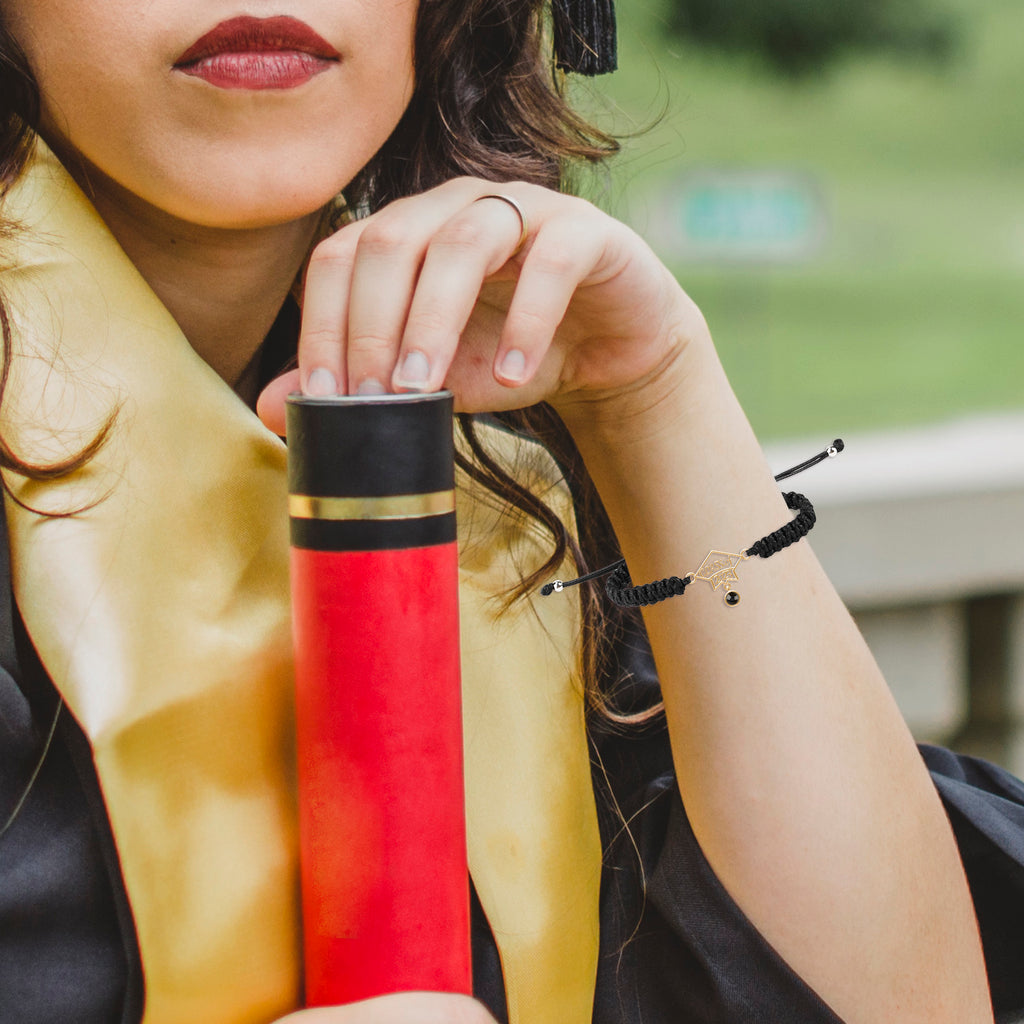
[474,193,529,257]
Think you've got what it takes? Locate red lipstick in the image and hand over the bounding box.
[175,15,340,90]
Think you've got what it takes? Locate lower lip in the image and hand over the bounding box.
[176,51,335,90]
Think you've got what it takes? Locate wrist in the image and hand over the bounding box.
[551,330,729,455]
[549,331,790,577]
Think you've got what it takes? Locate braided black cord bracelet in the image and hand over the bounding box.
[541,440,841,608]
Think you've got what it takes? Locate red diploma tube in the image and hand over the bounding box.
[287,392,470,1006]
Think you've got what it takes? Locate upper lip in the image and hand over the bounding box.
[175,15,340,65]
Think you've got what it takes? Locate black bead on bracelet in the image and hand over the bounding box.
[541,440,842,608]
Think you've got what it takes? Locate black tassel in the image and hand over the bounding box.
[552,0,618,76]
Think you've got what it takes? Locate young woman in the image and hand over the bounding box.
[0,2,1020,1022]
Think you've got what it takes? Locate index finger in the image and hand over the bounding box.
[297,230,360,396]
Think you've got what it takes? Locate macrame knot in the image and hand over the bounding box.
[605,563,691,607]
[744,492,816,559]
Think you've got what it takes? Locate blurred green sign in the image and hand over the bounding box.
[654,170,827,263]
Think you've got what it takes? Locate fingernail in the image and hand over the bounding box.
[355,377,387,396]
[394,350,431,391]
[497,349,526,383]
[306,368,338,396]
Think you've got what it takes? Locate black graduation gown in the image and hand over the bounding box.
[4,318,1024,1021]
[6,514,1024,1024]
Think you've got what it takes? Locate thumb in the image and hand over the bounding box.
[273,991,497,1023]
[256,368,301,436]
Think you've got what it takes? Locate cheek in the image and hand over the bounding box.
[348,0,418,128]
[8,1,142,109]
[13,6,157,162]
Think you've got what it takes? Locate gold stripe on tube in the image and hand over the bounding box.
[289,490,456,522]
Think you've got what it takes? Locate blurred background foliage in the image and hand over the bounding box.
[668,0,958,76]
[576,0,1024,440]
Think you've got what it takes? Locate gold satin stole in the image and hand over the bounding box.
[0,140,601,1024]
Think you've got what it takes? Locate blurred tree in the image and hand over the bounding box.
[667,0,959,76]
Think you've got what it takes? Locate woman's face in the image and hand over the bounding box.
[5,0,418,228]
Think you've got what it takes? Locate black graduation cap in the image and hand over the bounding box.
[552,0,618,75]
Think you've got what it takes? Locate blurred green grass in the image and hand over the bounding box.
[577,0,1024,438]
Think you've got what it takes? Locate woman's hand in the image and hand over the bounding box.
[257,177,707,433]
[274,992,496,1024]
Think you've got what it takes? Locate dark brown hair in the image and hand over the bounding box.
[0,0,654,720]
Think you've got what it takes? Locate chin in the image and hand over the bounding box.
[43,127,358,233]
[148,153,359,231]
[152,142,370,230]
[172,189,339,231]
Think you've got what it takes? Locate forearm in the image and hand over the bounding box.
[556,336,992,1023]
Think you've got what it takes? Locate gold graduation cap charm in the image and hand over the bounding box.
[692,550,744,591]
[690,549,749,605]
